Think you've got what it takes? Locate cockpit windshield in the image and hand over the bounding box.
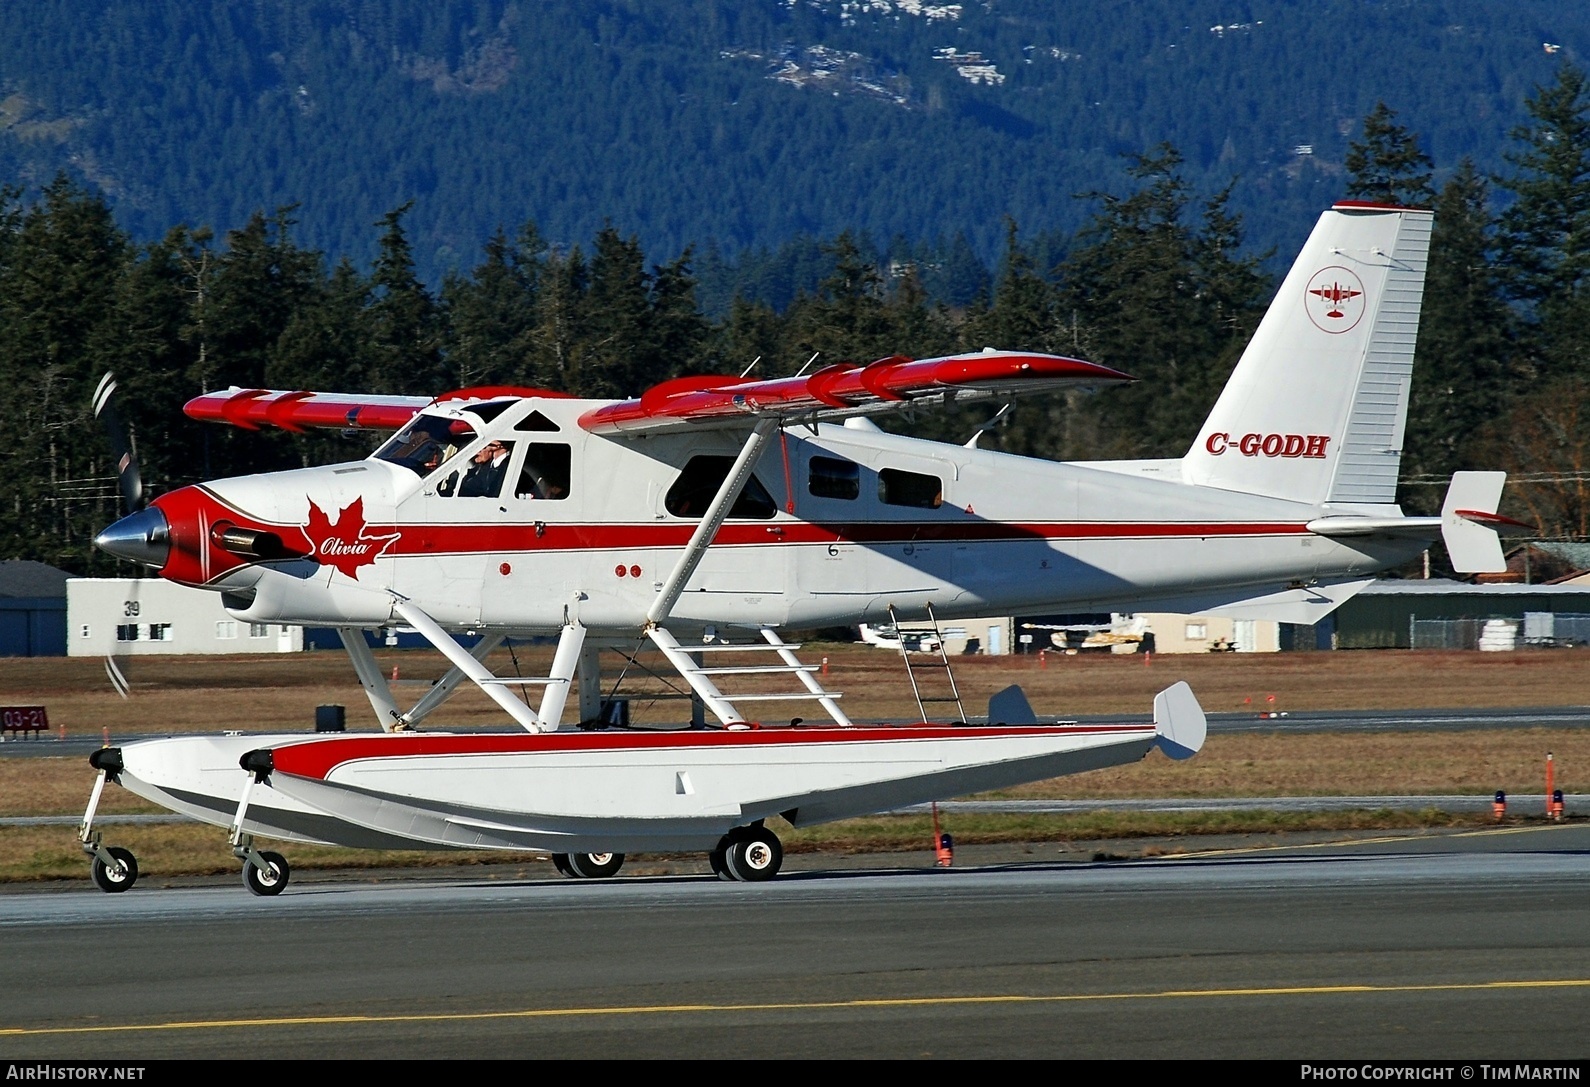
[374,414,479,476]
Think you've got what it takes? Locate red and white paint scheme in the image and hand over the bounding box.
[81,202,1512,893]
[85,683,1204,885]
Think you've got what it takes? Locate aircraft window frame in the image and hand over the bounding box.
[513,442,572,500]
[374,414,478,477]
[878,467,944,510]
[665,456,778,520]
[808,456,860,501]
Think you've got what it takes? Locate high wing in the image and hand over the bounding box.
[578,350,1130,435]
[182,384,570,432]
[181,352,1129,435]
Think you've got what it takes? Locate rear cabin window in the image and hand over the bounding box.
[808,456,860,500]
[879,467,943,509]
[666,456,778,519]
[515,443,571,500]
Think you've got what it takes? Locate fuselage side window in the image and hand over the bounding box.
[666,455,777,519]
[808,456,860,500]
[515,443,571,500]
[879,467,943,509]
[375,414,478,476]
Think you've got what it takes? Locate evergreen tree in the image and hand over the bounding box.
[648,249,711,378]
[962,218,1059,356]
[1344,102,1436,207]
[785,232,894,366]
[527,244,589,393]
[580,227,655,398]
[365,202,443,394]
[442,223,545,389]
[1057,145,1264,457]
[1404,161,1514,507]
[203,207,321,394]
[1496,63,1590,316]
[0,176,130,570]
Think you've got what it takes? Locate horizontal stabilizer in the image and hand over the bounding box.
[987,684,1037,725]
[1106,578,1374,626]
[1442,471,1509,574]
[1153,682,1206,761]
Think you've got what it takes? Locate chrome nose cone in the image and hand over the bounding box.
[95,507,171,568]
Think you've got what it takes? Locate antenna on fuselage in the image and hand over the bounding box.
[964,403,1013,448]
[793,352,820,377]
[739,355,762,378]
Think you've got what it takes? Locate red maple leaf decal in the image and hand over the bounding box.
[302,497,400,579]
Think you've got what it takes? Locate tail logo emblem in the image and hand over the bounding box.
[1305,267,1366,333]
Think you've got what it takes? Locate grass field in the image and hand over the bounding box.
[2,645,1586,883]
[5,642,1590,734]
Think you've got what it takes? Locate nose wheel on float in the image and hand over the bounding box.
[232,750,291,896]
[80,750,139,893]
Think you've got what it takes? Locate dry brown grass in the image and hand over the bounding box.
[4,644,1589,739]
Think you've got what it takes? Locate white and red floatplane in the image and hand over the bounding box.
[78,201,1507,894]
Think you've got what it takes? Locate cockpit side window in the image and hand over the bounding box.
[375,414,478,476]
[665,456,777,519]
[515,443,571,500]
[437,439,516,499]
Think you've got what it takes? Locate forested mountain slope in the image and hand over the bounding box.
[2,0,1585,280]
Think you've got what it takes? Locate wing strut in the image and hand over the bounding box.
[647,417,779,626]
[338,627,403,731]
[397,631,507,729]
[388,594,547,732]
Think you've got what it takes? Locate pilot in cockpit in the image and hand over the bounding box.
[459,440,512,498]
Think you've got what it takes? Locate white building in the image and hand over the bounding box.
[67,578,302,656]
[1129,613,1280,654]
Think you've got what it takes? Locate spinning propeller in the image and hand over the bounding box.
[92,373,144,515]
[92,374,171,569]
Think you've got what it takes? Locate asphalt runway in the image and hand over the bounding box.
[3,824,1590,1059]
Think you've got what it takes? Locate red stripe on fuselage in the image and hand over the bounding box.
[269,723,1157,781]
[377,519,1309,557]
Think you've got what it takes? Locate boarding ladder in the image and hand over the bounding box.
[887,602,967,723]
[647,626,851,726]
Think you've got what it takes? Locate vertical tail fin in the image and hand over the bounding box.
[1184,202,1433,506]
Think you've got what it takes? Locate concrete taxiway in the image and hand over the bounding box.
[3,823,1588,1058]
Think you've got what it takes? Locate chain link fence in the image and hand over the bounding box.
[1410,613,1590,650]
